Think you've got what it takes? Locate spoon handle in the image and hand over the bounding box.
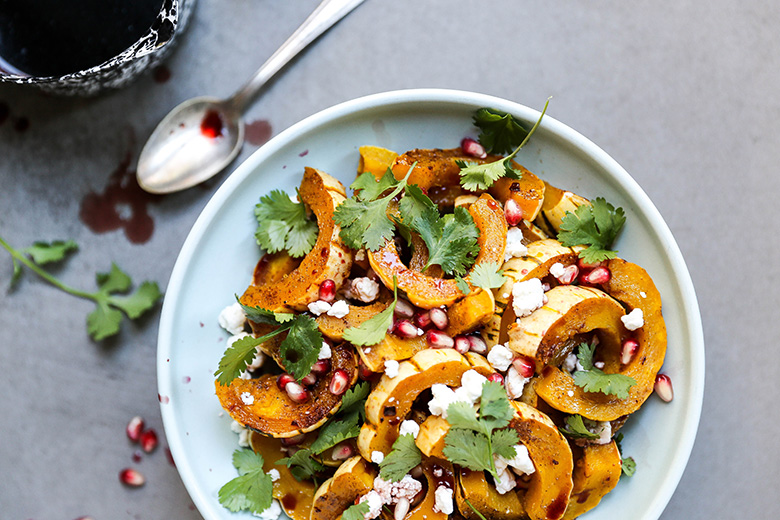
[228,0,366,114]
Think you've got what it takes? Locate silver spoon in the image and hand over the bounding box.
[136,0,366,194]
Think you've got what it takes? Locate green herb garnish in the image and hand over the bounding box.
[254,189,318,258]
[218,449,274,515]
[557,197,626,264]
[379,433,423,482]
[572,342,637,399]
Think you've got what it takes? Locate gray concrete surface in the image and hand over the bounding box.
[0,0,775,518]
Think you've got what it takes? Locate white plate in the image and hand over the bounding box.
[157,89,704,520]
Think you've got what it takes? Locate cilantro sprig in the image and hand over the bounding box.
[572,342,637,399]
[215,305,322,384]
[379,433,423,482]
[615,432,637,477]
[458,99,550,191]
[254,189,318,258]
[341,502,371,520]
[457,261,507,294]
[218,449,274,515]
[308,382,370,455]
[557,198,626,264]
[343,278,397,347]
[559,414,600,440]
[277,448,326,483]
[0,236,161,340]
[442,381,520,479]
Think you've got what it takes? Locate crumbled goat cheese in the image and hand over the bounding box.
[433,485,454,514]
[351,277,381,303]
[308,300,332,316]
[504,227,528,262]
[505,366,528,399]
[268,469,280,482]
[428,384,463,418]
[318,342,332,359]
[487,344,514,372]
[399,420,420,438]
[218,302,247,335]
[494,468,517,495]
[512,278,545,317]
[384,360,400,378]
[549,262,566,279]
[230,421,251,448]
[621,308,644,331]
[562,351,585,374]
[460,369,488,402]
[640,291,647,298]
[567,390,575,397]
[373,475,422,504]
[371,451,385,464]
[588,420,613,445]
[359,490,384,519]
[253,499,282,520]
[327,300,350,318]
[355,248,367,262]
[247,349,266,371]
[496,444,536,475]
[594,361,605,369]
[240,392,255,405]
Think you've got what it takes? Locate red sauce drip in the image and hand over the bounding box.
[153,65,171,83]
[79,138,160,244]
[245,119,273,146]
[200,110,224,139]
[281,494,297,511]
[0,101,9,125]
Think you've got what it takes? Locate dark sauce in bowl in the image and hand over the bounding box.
[0,0,162,77]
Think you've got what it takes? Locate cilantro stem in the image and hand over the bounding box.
[0,235,94,300]
[464,498,489,520]
[504,97,551,162]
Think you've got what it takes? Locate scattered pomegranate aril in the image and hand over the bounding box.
[429,308,449,330]
[467,335,488,355]
[394,299,415,319]
[557,264,579,285]
[318,279,336,302]
[126,416,144,442]
[329,370,350,396]
[139,429,158,453]
[460,137,487,159]
[577,258,604,270]
[394,319,419,339]
[414,311,432,329]
[358,359,376,381]
[582,266,611,285]
[621,339,640,365]
[276,373,296,391]
[512,355,535,378]
[453,336,471,354]
[488,373,504,384]
[119,468,145,487]
[311,359,331,376]
[331,442,354,460]
[301,373,318,387]
[281,433,306,447]
[285,381,310,403]
[426,329,455,349]
[504,199,523,226]
[654,373,674,402]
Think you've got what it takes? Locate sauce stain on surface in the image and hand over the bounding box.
[245,119,272,146]
[153,64,171,83]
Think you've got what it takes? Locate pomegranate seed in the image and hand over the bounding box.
[654,373,674,402]
[461,137,487,159]
[394,319,420,339]
[140,429,158,453]
[512,356,535,378]
[394,299,415,319]
[488,373,504,384]
[285,381,310,403]
[426,330,455,349]
[276,373,296,391]
[582,266,611,285]
[358,359,376,381]
[126,416,144,442]
[577,258,604,270]
[301,373,318,387]
[331,442,354,461]
[556,264,579,285]
[394,497,412,520]
[621,339,640,365]
[329,370,350,395]
[504,199,523,226]
[119,468,145,487]
[429,308,449,330]
[414,311,432,329]
[311,359,331,376]
[281,433,306,446]
[454,336,471,354]
[318,279,336,302]
[467,335,488,355]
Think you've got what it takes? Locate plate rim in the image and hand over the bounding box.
[157,87,705,520]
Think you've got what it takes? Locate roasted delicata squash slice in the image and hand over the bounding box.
[509,401,574,520]
[535,258,667,421]
[391,148,480,191]
[534,182,589,236]
[455,469,525,520]
[241,167,353,313]
[369,194,507,309]
[357,349,492,458]
[311,456,377,520]
[415,415,449,459]
[250,432,316,520]
[215,343,358,438]
[562,441,622,520]
[487,164,546,222]
[445,288,495,337]
[403,458,453,520]
[483,239,580,348]
[358,145,399,178]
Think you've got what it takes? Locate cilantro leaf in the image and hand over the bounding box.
[279,314,323,380]
[309,411,362,455]
[379,434,423,482]
[443,428,494,474]
[468,262,507,291]
[557,198,626,264]
[491,428,520,459]
[573,342,637,399]
[458,159,522,192]
[446,401,484,433]
[24,239,79,265]
[352,168,398,200]
[214,334,269,386]
[254,189,318,258]
[277,448,325,482]
[87,302,123,341]
[455,275,471,294]
[479,380,515,430]
[342,502,371,520]
[218,449,273,514]
[108,281,163,319]
[473,108,531,155]
[239,301,279,325]
[410,205,480,276]
[343,279,397,346]
[559,414,600,440]
[339,381,371,417]
[614,433,636,477]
